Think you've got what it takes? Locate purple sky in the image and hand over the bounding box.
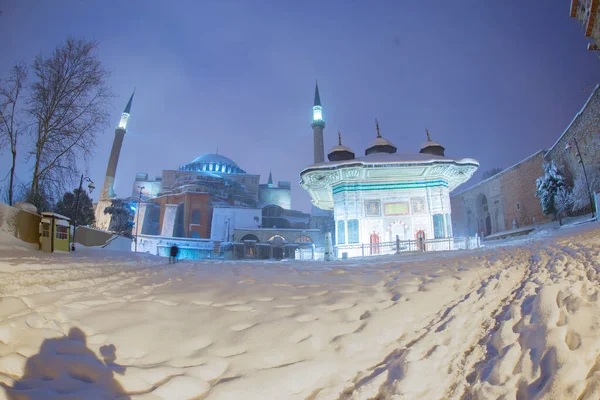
[2,1,600,212]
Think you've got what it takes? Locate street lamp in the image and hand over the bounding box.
[71,174,95,251]
[566,138,595,218]
[134,186,145,252]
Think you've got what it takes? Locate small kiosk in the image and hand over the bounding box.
[39,212,71,253]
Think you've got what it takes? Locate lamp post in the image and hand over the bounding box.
[134,186,145,252]
[71,174,95,251]
[566,138,595,218]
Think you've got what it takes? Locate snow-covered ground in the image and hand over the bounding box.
[1,222,600,399]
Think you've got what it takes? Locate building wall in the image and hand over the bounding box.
[333,183,452,245]
[259,186,292,210]
[451,151,550,237]
[132,178,162,200]
[210,207,262,242]
[544,86,600,193]
[75,226,112,246]
[150,192,215,239]
[451,86,600,237]
[233,228,321,244]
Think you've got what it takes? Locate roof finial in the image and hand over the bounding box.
[268,170,273,186]
[426,128,431,141]
[375,118,381,138]
[338,130,342,146]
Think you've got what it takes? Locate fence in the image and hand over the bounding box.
[334,236,480,258]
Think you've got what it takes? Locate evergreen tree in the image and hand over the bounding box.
[535,161,567,223]
[54,189,95,226]
[104,199,134,237]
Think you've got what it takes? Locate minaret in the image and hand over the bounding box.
[311,81,325,164]
[99,90,134,201]
[95,90,134,231]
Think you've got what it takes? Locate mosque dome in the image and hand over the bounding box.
[365,119,397,156]
[419,130,445,157]
[180,153,246,174]
[328,131,355,161]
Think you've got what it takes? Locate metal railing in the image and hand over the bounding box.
[334,236,480,258]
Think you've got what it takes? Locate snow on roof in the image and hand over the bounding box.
[420,140,444,150]
[328,144,355,154]
[303,151,478,171]
[546,84,600,153]
[366,136,396,149]
[40,212,70,221]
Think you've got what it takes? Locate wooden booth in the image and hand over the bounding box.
[40,212,71,253]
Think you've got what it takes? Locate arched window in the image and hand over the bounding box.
[268,235,286,246]
[295,235,312,243]
[241,234,259,242]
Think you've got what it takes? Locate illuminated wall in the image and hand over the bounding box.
[259,185,292,210]
[333,181,452,246]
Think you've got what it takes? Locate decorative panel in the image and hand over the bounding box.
[384,202,409,216]
[364,200,381,217]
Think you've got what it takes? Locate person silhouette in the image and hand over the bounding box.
[2,327,130,399]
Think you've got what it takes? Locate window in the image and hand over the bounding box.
[516,203,520,210]
[347,219,359,243]
[56,225,68,240]
[337,220,346,244]
[433,214,445,238]
[42,224,50,238]
[445,214,452,238]
[191,210,201,225]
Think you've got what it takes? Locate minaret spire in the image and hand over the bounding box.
[118,89,135,130]
[314,80,322,107]
[268,170,273,187]
[311,80,325,163]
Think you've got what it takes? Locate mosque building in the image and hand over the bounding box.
[132,150,317,259]
[300,103,479,257]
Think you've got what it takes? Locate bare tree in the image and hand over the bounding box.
[482,167,503,181]
[27,38,112,209]
[0,64,27,206]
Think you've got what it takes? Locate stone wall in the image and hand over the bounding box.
[451,151,550,237]
[451,86,600,236]
[544,86,600,196]
[74,226,113,247]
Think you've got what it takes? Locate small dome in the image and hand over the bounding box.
[180,153,246,174]
[419,130,445,157]
[328,131,356,161]
[328,144,355,161]
[365,119,397,156]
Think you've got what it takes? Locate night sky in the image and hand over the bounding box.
[2,1,600,212]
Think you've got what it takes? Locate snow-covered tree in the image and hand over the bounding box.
[554,186,573,224]
[571,164,600,213]
[104,199,134,238]
[535,161,567,222]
